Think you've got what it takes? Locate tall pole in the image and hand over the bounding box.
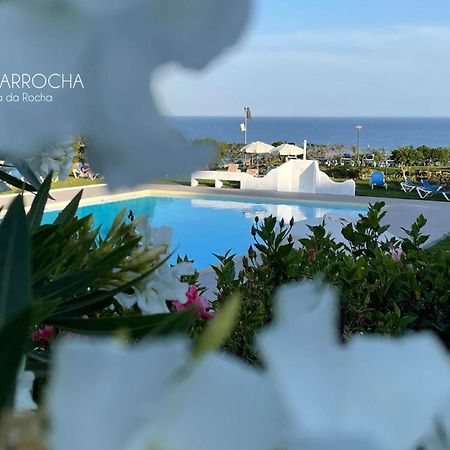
[355,125,363,160]
[242,107,251,145]
[244,112,248,145]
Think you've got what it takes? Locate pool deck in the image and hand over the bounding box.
[1,182,449,245]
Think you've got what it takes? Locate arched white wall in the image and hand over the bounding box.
[191,160,355,196]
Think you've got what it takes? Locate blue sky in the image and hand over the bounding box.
[155,0,450,117]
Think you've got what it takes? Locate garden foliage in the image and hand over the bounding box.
[0,174,195,413]
[212,202,450,364]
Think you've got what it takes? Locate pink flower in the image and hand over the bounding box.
[32,325,55,342]
[172,285,216,320]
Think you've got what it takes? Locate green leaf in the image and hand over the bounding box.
[0,195,32,411]
[54,190,83,226]
[27,173,53,233]
[63,228,99,271]
[50,290,113,318]
[46,310,195,338]
[34,269,105,302]
[0,196,31,329]
[49,250,174,319]
[105,209,126,240]
[193,294,241,358]
[91,237,140,270]
[0,310,31,410]
[30,299,60,327]
[0,169,37,193]
[53,215,92,243]
[277,243,293,258]
[32,224,59,242]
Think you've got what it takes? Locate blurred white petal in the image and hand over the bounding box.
[151,226,173,248]
[67,0,147,14]
[420,409,450,450]
[135,215,152,248]
[0,0,251,187]
[127,354,288,450]
[48,338,189,450]
[288,434,383,450]
[172,261,195,277]
[14,365,36,412]
[259,281,450,450]
[47,338,286,450]
[0,3,89,153]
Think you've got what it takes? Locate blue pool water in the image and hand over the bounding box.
[43,194,366,268]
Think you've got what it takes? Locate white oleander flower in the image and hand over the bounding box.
[116,261,195,314]
[136,215,172,253]
[0,0,251,188]
[258,281,450,450]
[47,337,287,450]
[117,217,195,313]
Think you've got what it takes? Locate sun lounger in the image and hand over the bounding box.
[370,171,387,189]
[89,172,102,180]
[400,176,421,193]
[416,179,444,199]
[246,168,258,177]
[227,164,241,173]
[39,175,59,182]
[441,191,450,201]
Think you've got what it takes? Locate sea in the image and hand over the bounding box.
[168,117,450,152]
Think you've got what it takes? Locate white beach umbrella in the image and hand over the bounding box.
[273,143,303,157]
[241,141,275,155]
[240,141,274,168]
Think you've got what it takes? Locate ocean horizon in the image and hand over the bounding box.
[168,116,450,151]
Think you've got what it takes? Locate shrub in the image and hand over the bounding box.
[211,203,450,364]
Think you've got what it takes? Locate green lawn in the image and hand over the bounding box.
[51,177,103,189]
[355,181,447,201]
[167,177,448,202]
[0,176,103,195]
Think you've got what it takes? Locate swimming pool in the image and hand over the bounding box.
[43,193,367,268]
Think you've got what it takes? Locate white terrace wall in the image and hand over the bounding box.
[191,160,355,196]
